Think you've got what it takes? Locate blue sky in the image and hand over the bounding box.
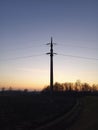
[0,0,98,90]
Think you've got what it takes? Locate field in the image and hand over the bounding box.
[1,91,98,130]
[0,91,76,130]
[69,96,98,130]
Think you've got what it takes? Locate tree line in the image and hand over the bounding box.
[0,80,98,93]
[42,80,98,92]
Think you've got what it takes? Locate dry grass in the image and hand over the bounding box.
[69,96,98,130]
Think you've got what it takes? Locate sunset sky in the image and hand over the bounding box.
[0,0,98,90]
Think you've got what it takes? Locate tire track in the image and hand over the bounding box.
[34,99,82,130]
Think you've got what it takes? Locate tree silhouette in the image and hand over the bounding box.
[42,80,98,92]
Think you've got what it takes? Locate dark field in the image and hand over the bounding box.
[69,96,98,130]
[0,91,76,130]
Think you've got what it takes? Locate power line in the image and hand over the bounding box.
[2,42,97,53]
[59,43,98,50]
[0,54,45,61]
[0,44,43,52]
[1,53,98,61]
[58,53,98,61]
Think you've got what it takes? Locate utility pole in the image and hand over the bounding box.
[46,37,56,93]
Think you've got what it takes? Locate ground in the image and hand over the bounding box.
[69,96,98,130]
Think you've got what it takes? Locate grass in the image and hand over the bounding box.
[69,96,98,130]
[0,92,76,130]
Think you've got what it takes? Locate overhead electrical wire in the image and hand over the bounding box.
[0,44,43,52]
[58,53,98,61]
[1,42,97,52]
[1,53,98,61]
[0,42,98,61]
[59,43,98,50]
[0,54,45,61]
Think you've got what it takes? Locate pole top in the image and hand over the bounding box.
[51,37,53,44]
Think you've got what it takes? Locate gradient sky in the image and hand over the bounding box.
[0,0,98,90]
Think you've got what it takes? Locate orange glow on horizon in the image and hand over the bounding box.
[0,77,98,91]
